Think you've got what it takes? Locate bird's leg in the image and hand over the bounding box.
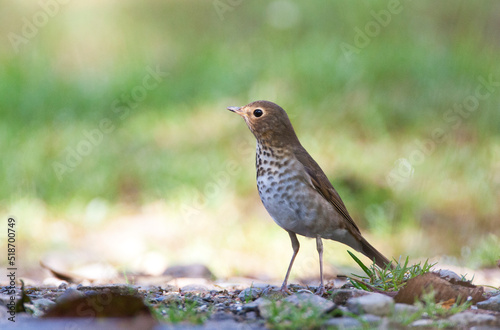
[281,231,300,294]
[316,236,326,295]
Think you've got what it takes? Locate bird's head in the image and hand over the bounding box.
[227,100,300,147]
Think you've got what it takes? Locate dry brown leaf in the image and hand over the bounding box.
[42,291,154,320]
[394,272,485,305]
[440,298,456,309]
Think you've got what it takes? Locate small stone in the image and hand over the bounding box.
[238,287,263,301]
[181,284,209,293]
[159,292,182,304]
[203,319,258,330]
[448,311,497,326]
[57,282,68,290]
[394,302,420,315]
[163,292,182,303]
[288,283,308,291]
[434,269,461,281]
[284,292,335,313]
[242,297,269,313]
[330,288,370,305]
[360,314,382,324]
[477,294,500,312]
[34,298,56,310]
[411,319,435,327]
[296,289,314,294]
[324,317,362,328]
[347,293,394,316]
[31,298,56,316]
[210,311,235,321]
[245,311,257,320]
[56,288,85,303]
[159,284,178,293]
[260,288,287,300]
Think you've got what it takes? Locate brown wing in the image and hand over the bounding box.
[293,146,361,234]
[293,145,393,269]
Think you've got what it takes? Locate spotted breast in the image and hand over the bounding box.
[256,143,335,239]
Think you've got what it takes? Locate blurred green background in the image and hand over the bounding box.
[1,1,499,282]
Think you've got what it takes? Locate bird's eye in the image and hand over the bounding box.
[253,109,263,117]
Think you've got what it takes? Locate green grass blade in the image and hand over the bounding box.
[348,250,373,277]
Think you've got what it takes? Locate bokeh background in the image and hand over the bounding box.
[1,1,499,285]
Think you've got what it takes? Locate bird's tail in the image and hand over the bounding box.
[359,237,394,270]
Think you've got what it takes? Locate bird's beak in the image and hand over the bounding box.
[227,106,243,116]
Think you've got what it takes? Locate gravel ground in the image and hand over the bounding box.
[1,274,499,329]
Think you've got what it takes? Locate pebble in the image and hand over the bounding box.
[209,311,235,321]
[448,311,498,327]
[324,317,362,328]
[359,314,382,324]
[434,269,462,281]
[346,292,394,316]
[259,288,287,300]
[30,298,56,316]
[242,297,268,312]
[238,287,263,301]
[394,302,420,315]
[55,288,85,303]
[181,284,210,293]
[477,294,500,312]
[329,288,370,305]
[159,292,182,304]
[284,292,335,313]
[411,319,437,327]
[33,298,56,311]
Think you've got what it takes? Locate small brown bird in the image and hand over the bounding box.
[228,100,392,294]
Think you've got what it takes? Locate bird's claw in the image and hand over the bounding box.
[316,285,326,296]
[280,285,292,295]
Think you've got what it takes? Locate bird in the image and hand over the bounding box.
[227,100,393,294]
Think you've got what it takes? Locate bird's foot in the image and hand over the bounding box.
[280,284,292,295]
[315,285,326,296]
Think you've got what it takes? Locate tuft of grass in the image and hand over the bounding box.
[152,297,211,325]
[242,283,256,304]
[347,252,435,292]
[266,300,332,330]
[389,291,471,327]
[417,291,472,320]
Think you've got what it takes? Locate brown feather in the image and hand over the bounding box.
[293,145,392,269]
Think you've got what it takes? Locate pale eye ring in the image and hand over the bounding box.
[253,109,263,117]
